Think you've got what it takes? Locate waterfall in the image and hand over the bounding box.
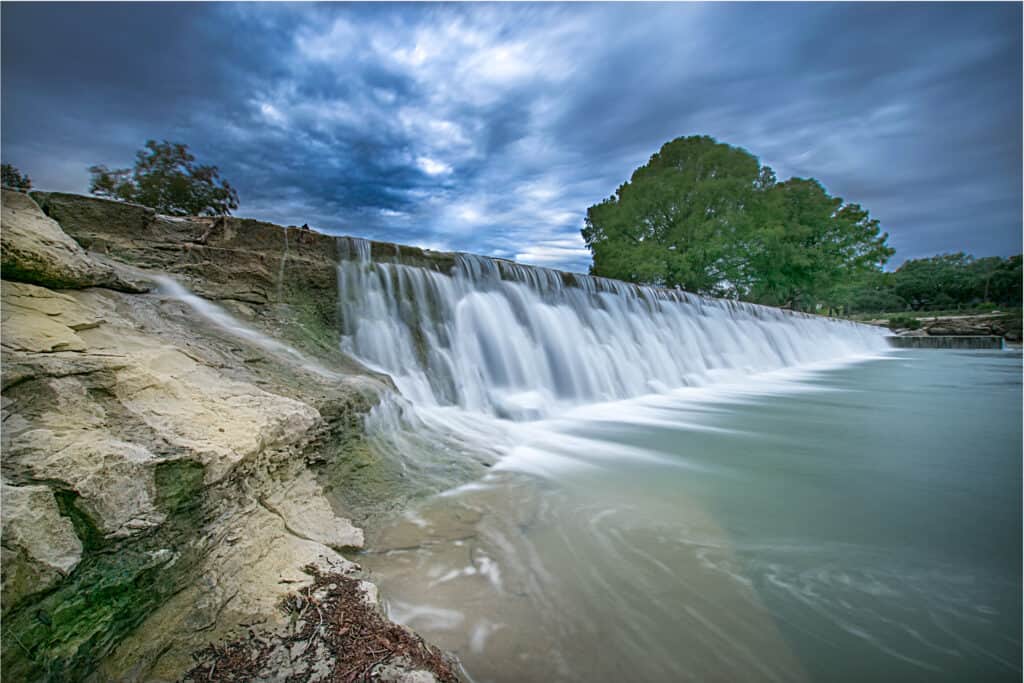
[335,238,888,421]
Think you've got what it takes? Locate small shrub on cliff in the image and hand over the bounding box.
[89,140,239,216]
[2,163,31,190]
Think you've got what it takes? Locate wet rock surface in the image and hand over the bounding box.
[885,312,1023,342]
[921,314,1022,341]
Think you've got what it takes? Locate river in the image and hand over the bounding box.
[361,349,1021,682]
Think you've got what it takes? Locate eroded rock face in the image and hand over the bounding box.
[1,481,83,613]
[923,314,1023,341]
[0,280,340,678]
[0,192,446,682]
[260,469,365,550]
[1,190,144,292]
[31,190,345,355]
[2,280,322,541]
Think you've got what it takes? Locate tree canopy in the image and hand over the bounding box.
[89,140,239,216]
[582,135,894,310]
[583,136,762,294]
[2,163,31,191]
[741,178,893,309]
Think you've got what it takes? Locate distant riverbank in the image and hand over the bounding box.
[858,310,1023,343]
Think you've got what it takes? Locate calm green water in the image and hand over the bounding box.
[363,350,1022,682]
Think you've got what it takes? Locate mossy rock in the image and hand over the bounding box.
[2,476,209,682]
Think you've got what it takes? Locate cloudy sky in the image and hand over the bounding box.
[3,2,1020,272]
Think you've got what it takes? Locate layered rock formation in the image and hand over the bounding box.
[886,312,1023,342]
[919,313,1022,342]
[0,190,457,682]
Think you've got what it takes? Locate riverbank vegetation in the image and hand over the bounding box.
[834,253,1021,315]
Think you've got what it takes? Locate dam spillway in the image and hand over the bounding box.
[334,237,888,421]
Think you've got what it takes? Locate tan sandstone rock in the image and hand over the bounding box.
[97,501,360,682]
[2,280,322,539]
[261,468,365,550]
[1,481,84,612]
[1,189,142,291]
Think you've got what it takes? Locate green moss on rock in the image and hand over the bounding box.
[154,461,205,515]
[1,496,206,682]
[53,491,105,553]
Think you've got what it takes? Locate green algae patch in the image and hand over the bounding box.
[289,293,341,355]
[1,546,194,681]
[53,490,106,553]
[2,489,207,682]
[320,438,398,521]
[155,460,205,514]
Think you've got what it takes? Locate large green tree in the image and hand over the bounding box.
[582,135,893,310]
[89,140,239,216]
[741,178,893,309]
[583,136,763,293]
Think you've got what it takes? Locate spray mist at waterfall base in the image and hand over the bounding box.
[328,240,1020,682]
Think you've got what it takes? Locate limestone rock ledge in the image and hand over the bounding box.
[0,190,458,682]
[1,190,145,292]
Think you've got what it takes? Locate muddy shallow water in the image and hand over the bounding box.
[361,350,1022,682]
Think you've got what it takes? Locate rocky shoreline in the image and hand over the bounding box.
[874,312,1022,343]
[1,189,460,681]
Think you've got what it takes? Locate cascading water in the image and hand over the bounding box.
[335,236,887,421]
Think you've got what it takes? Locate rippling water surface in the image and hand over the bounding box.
[362,350,1022,682]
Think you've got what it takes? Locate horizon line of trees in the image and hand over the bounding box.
[833,252,1021,315]
[1,163,32,191]
[88,140,238,216]
[4,141,238,218]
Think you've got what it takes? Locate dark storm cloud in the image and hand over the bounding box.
[3,2,1020,272]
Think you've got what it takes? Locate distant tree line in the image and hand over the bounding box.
[831,253,1022,314]
[6,143,239,217]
